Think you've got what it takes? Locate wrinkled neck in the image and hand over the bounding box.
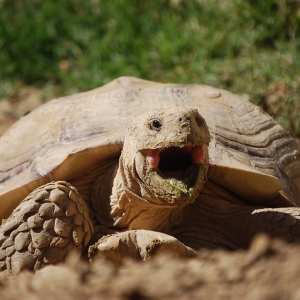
[110,153,186,233]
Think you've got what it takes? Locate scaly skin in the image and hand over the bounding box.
[0,182,93,275]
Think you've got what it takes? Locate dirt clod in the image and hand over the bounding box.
[0,237,299,299]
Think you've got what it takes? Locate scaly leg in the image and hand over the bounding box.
[249,207,300,243]
[0,181,93,274]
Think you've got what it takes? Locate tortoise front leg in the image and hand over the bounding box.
[88,230,197,265]
[249,207,300,243]
[223,206,300,247]
[0,181,93,275]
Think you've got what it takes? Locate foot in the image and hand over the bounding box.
[88,229,197,265]
[0,181,93,274]
[250,207,300,243]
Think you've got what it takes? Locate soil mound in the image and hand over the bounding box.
[1,235,299,300]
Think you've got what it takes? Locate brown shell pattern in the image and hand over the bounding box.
[0,77,300,219]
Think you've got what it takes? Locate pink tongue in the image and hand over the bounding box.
[147,149,160,168]
[191,144,206,164]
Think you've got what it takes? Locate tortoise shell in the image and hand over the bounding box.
[0,76,299,219]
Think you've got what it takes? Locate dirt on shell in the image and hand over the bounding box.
[0,235,299,299]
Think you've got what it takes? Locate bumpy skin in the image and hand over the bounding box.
[0,182,93,275]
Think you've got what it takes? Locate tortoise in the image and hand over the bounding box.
[1,76,300,275]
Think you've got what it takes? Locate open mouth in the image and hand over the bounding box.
[144,142,206,181]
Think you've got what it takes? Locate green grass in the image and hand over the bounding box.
[0,0,300,135]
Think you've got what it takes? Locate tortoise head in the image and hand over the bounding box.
[122,107,211,206]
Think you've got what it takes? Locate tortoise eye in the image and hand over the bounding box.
[150,119,162,131]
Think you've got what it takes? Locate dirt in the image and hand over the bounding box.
[1,88,300,299]
[0,87,58,136]
[0,235,300,299]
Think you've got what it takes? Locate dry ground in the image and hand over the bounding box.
[1,235,300,300]
[1,89,300,299]
[0,86,59,136]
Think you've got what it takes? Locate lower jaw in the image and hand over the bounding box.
[157,164,200,194]
[144,165,204,205]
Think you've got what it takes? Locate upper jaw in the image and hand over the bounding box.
[141,142,207,181]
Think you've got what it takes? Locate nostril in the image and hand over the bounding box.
[179,117,190,123]
[179,115,192,132]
